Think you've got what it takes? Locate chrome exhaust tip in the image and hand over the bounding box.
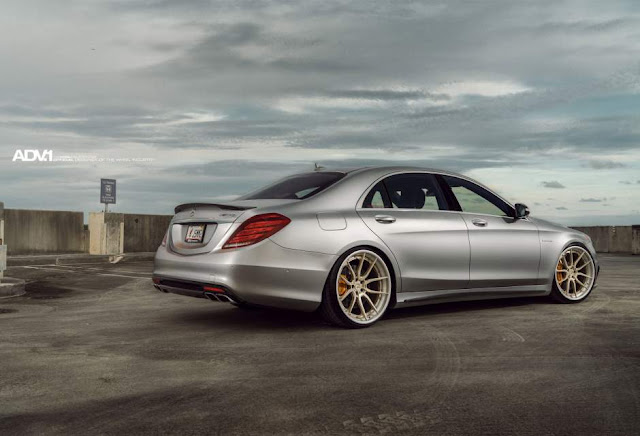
[204,292,220,302]
[216,294,235,303]
[204,292,237,304]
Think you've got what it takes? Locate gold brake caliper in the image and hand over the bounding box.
[338,275,348,296]
[556,259,564,282]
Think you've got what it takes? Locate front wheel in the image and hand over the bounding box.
[551,245,596,303]
[319,248,393,328]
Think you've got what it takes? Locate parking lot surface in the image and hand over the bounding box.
[0,255,638,435]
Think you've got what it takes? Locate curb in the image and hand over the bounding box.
[0,277,26,298]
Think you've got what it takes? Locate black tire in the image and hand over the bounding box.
[550,244,596,304]
[319,247,393,328]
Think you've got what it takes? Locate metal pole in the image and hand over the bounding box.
[105,203,109,214]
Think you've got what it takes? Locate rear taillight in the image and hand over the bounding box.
[222,213,290,249]
[161,228,168,246]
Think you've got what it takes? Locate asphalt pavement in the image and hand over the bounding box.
[0,255,638,435]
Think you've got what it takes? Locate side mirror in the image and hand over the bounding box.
[515,203,530,219]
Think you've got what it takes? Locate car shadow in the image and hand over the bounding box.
[171,304,329,331]
[171,296,552,330]
[386,296,551,321]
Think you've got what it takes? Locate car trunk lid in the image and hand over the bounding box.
[169,200,296,255]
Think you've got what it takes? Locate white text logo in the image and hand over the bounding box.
[12,149,53,162]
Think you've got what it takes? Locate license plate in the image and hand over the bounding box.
[185,225,206,243]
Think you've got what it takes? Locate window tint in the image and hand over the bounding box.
[241,172,345,200]
[363,173,447,210]
[443,176,513,216]
[362,182,390,208]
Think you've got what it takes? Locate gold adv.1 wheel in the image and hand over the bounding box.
[320,248,393,328]
[552,245,596,303]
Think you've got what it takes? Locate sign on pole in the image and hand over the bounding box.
[100,179,116,204]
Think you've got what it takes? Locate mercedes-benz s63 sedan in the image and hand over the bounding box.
[152,166,599,328]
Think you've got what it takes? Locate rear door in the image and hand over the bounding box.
[440,175,541,288]
[357,173,470,292]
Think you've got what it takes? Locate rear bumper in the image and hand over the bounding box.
[152,239,336,311]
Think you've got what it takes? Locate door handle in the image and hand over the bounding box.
[472,219,488,227]
[375,215,396,224]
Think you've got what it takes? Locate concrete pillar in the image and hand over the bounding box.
[0,202,5,279]
[88,212,124,255]
[633,226,640,255]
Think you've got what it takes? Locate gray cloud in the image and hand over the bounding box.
[586,159,626,169]
[541,181,566,189]
[580,198,603,202]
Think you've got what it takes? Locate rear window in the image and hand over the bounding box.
[240,172,346,200]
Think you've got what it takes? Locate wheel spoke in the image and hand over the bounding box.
[339,274,353,286]
[339,288,354,302]
[558,275,569,283]
[363,294,378,314]
[357,295,368,320]
[576,272,593,279]
[356,254,366,279]
[365,288,388,295]
[361,257,377,280]
[576,260,593,270]
[573,251,585,266]
[347,294,356,313]
[364,276,389,285]
[346,262,357,279]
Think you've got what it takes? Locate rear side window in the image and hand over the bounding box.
[362,173,447,210]
[241,172,345,200]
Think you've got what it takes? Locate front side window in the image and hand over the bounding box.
[362,173,447,210]
[443,176,513,217]
[241,172,345,200]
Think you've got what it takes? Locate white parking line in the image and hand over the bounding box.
[18,266,77,272]
[13,265,151,279]
[97,273,151,279]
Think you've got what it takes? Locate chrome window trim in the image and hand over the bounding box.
[357,170,517,218]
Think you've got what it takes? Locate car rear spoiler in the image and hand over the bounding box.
[174,203,255,213]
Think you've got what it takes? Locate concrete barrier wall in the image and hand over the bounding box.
[2,205,637,255]
[123,214,172,253]
[4,209,86,255]
[572,226,639,254]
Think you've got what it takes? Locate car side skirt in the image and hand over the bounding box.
[395,284,550,308]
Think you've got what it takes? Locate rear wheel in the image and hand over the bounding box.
[551,245,596,303]
[320,248,393,328]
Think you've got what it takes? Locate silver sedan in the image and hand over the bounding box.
[152,166,599,328]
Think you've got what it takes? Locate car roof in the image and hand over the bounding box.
[325,166,467,179]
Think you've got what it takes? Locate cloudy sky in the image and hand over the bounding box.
[1,0,639,225]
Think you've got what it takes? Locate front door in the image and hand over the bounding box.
[441,175,541,288]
